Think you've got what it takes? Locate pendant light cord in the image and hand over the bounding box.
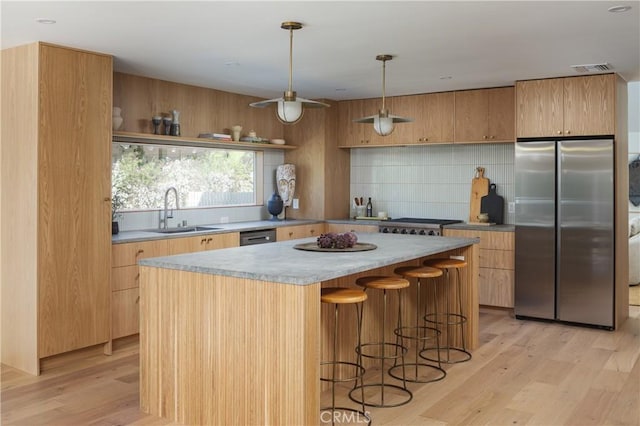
[288,26,294,93]
[381,58,386,111]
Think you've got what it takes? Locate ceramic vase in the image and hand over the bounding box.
[112,107,123,131]
[267,192,284,220]
[232,125,242,141]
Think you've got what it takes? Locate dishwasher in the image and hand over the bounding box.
[239,229,277,246]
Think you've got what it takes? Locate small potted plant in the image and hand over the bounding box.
[111,193,124,235]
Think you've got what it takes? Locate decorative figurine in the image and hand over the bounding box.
[276,164,296,213]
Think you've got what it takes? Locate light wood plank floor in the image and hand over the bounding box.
[2,307,639,426]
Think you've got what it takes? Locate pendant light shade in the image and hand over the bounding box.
[250,21,329,124]
[354,54,412,136]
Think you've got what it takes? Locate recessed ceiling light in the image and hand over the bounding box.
[35,18,56,24]
[439,76,453,80]
[224,61,240,67]
[608,5,632,12]
[335,88,347,92]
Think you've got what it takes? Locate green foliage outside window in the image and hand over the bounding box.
[112,143,256,212]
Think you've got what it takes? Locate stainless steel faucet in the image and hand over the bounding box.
[160,187,179,229]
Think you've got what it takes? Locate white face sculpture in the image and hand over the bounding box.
[276,164,296,207]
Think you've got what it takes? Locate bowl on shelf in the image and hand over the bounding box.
[271,138,285,145]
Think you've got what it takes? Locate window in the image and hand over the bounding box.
[112,143,261,212]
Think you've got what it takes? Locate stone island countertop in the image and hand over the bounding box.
[138,232,479,285]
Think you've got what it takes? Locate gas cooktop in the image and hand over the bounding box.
[386,218,463,226]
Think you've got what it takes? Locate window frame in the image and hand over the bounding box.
[111,140,264,213]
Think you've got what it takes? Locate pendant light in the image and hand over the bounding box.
[354,54,412,136]
[250,21,329,124]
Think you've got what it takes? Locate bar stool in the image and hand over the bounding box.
[320,287,371,425]
[422,258,472,364]
[390,266,446,383]
[349,276,413,408]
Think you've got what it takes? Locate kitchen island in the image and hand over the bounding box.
[139,233,479,425]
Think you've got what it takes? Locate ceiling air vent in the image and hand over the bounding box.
[570,63,612,73]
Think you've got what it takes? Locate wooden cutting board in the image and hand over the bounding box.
[469,167,489,223]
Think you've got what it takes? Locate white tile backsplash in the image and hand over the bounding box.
[350,143,516,223]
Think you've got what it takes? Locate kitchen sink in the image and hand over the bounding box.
[151,226,222,234]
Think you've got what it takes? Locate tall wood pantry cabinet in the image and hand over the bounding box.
[1,42,112,375]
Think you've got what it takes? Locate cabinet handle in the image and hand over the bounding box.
[310,229,315,235]
[135,296,140,304]
[483,135,488,139]
[289,232,294,237]
[557,130,562,135]
[201,238,207,244]
[135,249,144,256]
[103,197,111,202]
[566,130,571,134]
[206,237,213,243]
[135,273,140,280]
[490,135,495,139]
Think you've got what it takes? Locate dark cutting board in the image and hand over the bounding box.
[480,184,504,225]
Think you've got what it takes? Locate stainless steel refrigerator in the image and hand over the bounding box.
[514,137,614,329]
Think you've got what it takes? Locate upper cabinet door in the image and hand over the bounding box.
[563,74,615,136]
[413,92,455,144]
[338,99,364,147]
[388,94,419,144]
[487,87,515,142]
[454,89,489,142]
[516,78,564,138]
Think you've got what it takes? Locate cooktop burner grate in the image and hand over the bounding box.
[386,218,463,225]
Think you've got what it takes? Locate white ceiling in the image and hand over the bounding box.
[2,1,639,101]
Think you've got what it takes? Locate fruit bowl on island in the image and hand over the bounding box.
[293,232,377,252]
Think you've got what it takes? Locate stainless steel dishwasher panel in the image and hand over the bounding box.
[239,229,276,246]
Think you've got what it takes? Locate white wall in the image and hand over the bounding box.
[116,150,284,231]
[350,143,515,223]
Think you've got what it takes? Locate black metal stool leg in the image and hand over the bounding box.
[350,286,412,408]
[320,288,371,425]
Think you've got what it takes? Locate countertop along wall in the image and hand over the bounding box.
[350,143,515,223]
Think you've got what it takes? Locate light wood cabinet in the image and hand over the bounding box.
[111,288,140,339]
[167,232,239,255]
[454,87,515,143]
[112,239,169,268]
[337,98,394,147]
[276,223,326,241]
[392,92,455,145]
[339,87,513,148]
[1,42,113,374]
[110,232,238,339]
[516,74,615,138]
[443,229,514,308]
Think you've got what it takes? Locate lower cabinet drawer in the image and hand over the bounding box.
[479,268,514,308]
[479,249,514,270]
[111,265,139,291]
[112,288,139,339]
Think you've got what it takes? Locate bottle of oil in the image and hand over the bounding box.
[366,197,373,217]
